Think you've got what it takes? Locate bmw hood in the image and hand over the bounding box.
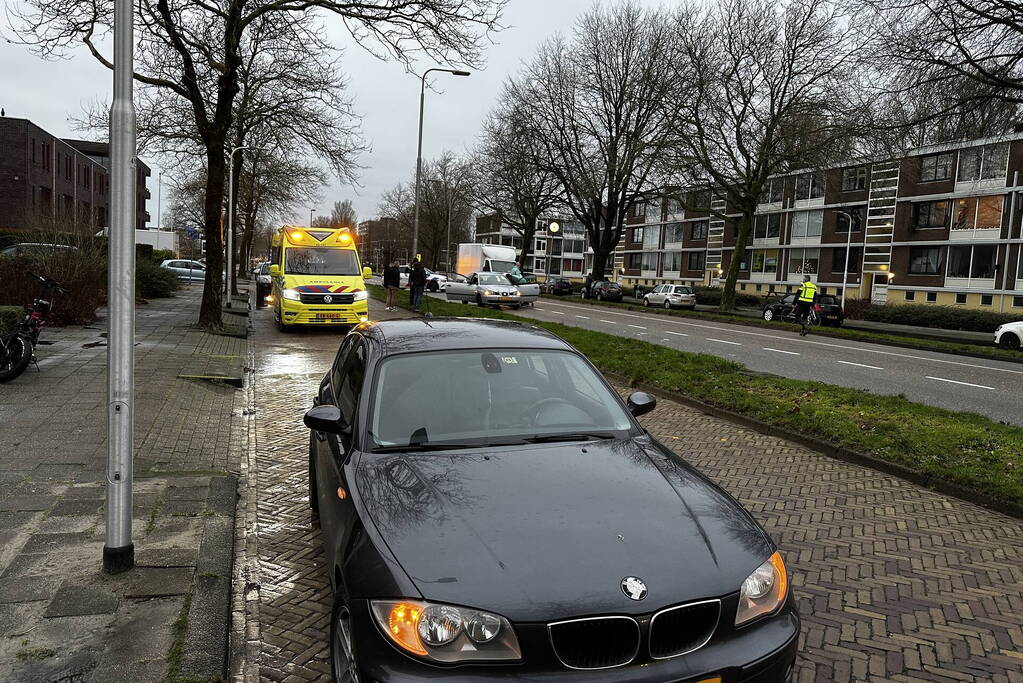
[356,437,773,622]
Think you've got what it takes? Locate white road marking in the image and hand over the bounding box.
[665,330,688,337]
[926,376,995,390]
[628,324,647,329]
[708,338,742,346]
[837,360,883,370]
[599,320,617,324]
[764,347,800,355]
[550,311,565,315]
[534,299,1023,376]
[575,315,590,319]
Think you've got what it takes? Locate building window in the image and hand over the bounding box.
[957,142,1009,182]
[955,292,967,305]
[835,207,865,232]
[919,152,954,182]
[633,203,646,218]
[751,249,779,274]
[690,221,708,240]
[795,172,824,200]
[689,189,711,209]
[666,198,684,216]
[926,291,938,302]
[842,167,867,191]
[759,177,785,204]
[1013,295,1023,307]
[791,210,823,239]
[904,290,915,301]
[754,214,781,239]
[535,238,546,252]
[981,294,993,306]
[789,248,819,275]
[908,246,941,275]
[631,227,643,244]
[947,244,997,279]
[642,226,660,249]
[952,195,1003,231]
[911,200,949,230]
[626,253,642,270]
[663,251,682,272]
[664,222,685,244]
[831,247,862,273]
[688,251,705,271]
[641,252,658,271]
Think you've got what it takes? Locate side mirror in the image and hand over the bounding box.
[627,391,656,418]
[269,264,282,277]
[303,405,349,435]
[362,266,373,279]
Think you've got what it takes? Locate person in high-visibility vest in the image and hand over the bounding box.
[795,275,818,336]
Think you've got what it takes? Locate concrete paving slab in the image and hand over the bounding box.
[135,547,197,568]
[44,585,118,618]
[0,575,63,604]
[115,567,194,599]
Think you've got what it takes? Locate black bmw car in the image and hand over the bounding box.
[305,319,799,682]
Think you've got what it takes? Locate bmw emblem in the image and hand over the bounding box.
[621,577,647,601]
[323,295,333,303]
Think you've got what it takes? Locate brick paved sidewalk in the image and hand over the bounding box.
[0,285,247,682]
[243,304,1023,683]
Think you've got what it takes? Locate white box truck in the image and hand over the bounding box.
[455,243,519,276]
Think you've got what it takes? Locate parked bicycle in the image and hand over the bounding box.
[0,271,67,383]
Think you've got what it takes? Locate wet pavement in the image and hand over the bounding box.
[245,299,1023,682]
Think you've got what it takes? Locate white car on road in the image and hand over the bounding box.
[160,259,206,282]
[994,321,1022,350]
[399,265,448,291]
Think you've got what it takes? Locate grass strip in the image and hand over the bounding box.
[537,294,1021,363]
[371,284,1023,505]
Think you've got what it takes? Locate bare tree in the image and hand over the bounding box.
[666,0,867,310]
[11,0,506,329]
[313,200,359,228]
[473,96,561,268]
[504,3,683,285]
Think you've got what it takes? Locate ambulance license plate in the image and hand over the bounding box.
[315,313,343,319]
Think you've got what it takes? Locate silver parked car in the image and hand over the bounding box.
[445,271,540,308]
[160,259,206,282]
[643,284,697,310]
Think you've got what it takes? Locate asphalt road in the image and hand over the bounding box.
[428,292,1023,426]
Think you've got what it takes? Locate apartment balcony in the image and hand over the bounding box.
[949,226,1001,241]
[945,277,996,289]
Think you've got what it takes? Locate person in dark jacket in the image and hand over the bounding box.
[409,258,427,312]
[383,260,400,311]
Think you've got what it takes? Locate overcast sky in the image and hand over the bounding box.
[0,0,659,227]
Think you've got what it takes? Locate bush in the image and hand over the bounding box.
[841,298,872,320]
[863,303,1018,333]
[151,248,176,263]
[136,259,181,299]
[692,286,762,308]
[0,306,21,334]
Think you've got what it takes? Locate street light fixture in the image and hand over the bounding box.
[226,145,251,302]
[412,68,470,261]
[546,221,560,282]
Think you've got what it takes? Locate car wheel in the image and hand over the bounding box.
[763,309,774,321]
[308,434,319,514]
[330,589,360,683]
[999,332,1021,350]
[427,281,439,292]
[512,304,522,310]
[643,297,650,307]
[688,305,697,311]
[476,294,485,307]
[663,300,671,310]
[596,293,603,301]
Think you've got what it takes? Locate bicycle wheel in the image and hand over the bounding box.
[0,334,32,383]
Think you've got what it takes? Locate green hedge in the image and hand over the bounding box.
[136,259,180,299]
[864,303,1018,333]
[691,286,762,308]
[0,306,21,334]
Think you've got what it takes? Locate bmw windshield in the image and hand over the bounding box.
[369,349,634,449]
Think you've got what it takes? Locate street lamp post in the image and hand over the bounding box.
[835,210,859,311]
[226,146,251,302]
[309,207,315,227]
[546,221,560,282]
[105,0,137,574]
[412,68,470,261]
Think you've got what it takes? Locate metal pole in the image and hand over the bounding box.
[412,68,470,262]
[156,171,161,230]
[309,208,314,226]
[105,0,136,574]
[445,186,452,274]
[226,146,249,304]
[838,210,853,311]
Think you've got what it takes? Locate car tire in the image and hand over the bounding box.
[308,435,319,514]
[330,587,360,683]
[643,297,650,307]
[512,304,522,310]
[274,309,292,333]
[663,300,671,310]
[427,281,439,292]
[763,309,775,321]
[999,332,1021,350]
[596,293,603,302]
[0,335,32,383]
[476,294,485,307]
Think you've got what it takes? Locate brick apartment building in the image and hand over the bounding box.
[358,217,407,268]
[0,117,150,236]
[614,132,1023,312]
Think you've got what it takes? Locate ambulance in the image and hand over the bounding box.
[268,226,372,330]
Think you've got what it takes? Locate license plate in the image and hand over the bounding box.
[315,313,343,319]
[500,297,514,302]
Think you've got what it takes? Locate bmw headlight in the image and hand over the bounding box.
[735,551,787,626]
[282,288,301,301]
[353,290,368,302]
[370,599,521,663]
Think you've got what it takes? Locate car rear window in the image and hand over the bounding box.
[818,295,836,305]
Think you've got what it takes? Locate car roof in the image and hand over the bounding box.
[360,318,573,355]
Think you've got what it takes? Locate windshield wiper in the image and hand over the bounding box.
[524,432,618,443]
[371,442,486,453]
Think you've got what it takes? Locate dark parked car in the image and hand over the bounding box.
[762,292,844,327]
[543,277,575,295]
[306,319,799,682]
[588,280,623,302]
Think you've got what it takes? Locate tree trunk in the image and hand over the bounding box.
[719,208,754,312]
[198,139,226,330]
[518,214,538,269]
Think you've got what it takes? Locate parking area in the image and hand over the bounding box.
[248,301,1023,682]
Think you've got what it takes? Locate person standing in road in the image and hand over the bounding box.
[795,274,818,336]
[383,259,400,311]
[409,258,427,313]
